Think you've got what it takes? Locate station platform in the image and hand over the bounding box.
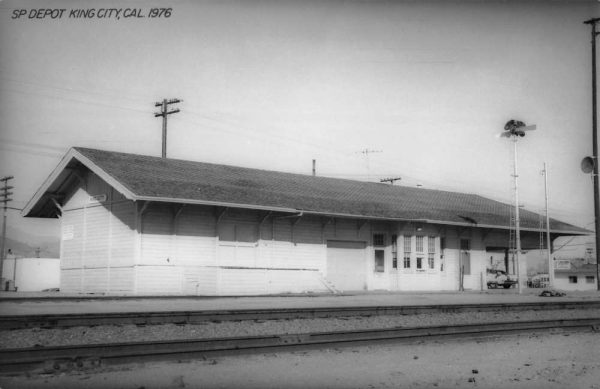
[0,289,599,316]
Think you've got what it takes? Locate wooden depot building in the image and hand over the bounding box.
[23,147,588,295]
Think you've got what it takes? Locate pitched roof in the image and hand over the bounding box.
[23,147,589,235]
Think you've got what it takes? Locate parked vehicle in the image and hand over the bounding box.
[487,269,517,289]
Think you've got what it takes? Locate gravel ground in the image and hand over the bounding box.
[1,308,599,349]
[2,331,599,388]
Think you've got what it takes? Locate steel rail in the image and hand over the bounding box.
[1,300,600,330]
[0,318,599,374]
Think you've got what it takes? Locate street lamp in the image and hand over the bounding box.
[501,120,537,294]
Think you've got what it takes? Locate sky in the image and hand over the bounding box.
[0,0,598,257]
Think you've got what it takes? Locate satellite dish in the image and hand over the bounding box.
[581,156,595,173]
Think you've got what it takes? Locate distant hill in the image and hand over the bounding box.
[3,237,59,258]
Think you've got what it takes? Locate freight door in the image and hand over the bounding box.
[326,240,367,291]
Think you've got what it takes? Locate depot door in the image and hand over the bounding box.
[326,240,367,291]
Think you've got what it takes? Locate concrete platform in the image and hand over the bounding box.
[0,289,599,316]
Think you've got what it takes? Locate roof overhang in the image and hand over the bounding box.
[22,148,136,218]
[21,147,592,238]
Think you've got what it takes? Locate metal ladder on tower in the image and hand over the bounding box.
[508,211,516,275]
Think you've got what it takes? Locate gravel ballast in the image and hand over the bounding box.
[1,308,599,349]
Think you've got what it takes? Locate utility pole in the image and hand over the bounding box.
[154,98,182,158]
[542,162,553,288]
[583,18,600,291]
[0,176,14,284]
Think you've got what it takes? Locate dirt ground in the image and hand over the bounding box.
[1,330,599,389]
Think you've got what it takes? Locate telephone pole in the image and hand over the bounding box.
[542,162,553,289]
[154,98,182,158]
[0,176,14,283]
[583,18,600,291]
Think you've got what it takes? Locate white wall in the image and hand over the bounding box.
[2,258,60,292]
[554,273,597,291]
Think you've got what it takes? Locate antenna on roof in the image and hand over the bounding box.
[380,177,401,185]
[356,149,382,181]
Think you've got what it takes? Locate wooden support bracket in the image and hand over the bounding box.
[50,197,63,214]
[139,201,151,217]
[260,211,272,226]
[216,207,228,224]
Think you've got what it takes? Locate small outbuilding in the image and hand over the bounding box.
[553,259,597,291]
[23,147,588,295]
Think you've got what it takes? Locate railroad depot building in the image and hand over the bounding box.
[23,147,588,296]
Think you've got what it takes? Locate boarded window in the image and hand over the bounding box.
[218,223,257,243]
[586,276,595,284]
[460,239,471,275]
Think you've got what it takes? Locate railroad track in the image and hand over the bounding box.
[2,300,600,330]
[1,318,599,374]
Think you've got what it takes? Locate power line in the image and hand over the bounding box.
[0,87,152,114]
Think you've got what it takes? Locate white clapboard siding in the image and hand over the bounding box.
[218,268,267,295]
[82,268,109,293]
[60,268,83,292]
[136,266,183,294]
[82,205,110,268]
[141,207,173,266]
[107,267,135,294]
[179,265,219,295]
[266,269,327,294]
[109,201,136,267]
[61,209,84,270]
[196,266,218,295]
[175,208,217,267]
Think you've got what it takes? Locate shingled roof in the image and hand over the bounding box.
[23,147,589,235]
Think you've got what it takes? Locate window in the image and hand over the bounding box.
[440,237,445,272]
[392,235,398,269]
[416,256,423,270]
[586,276,595,284]
[373,233,385,273]
[374,250,385,272]
[416,236,424,253]
[403,236,411,269]
[416,236,424,271]
[569,276,578,284]
[427,236,436,270]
